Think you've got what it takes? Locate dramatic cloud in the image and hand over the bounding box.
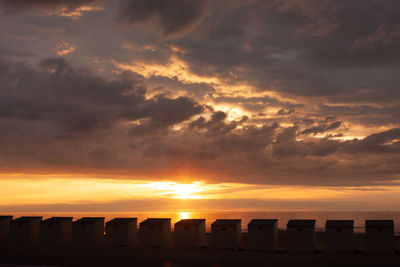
[0,0,400,190]
[117,0,208,37]
[0,57,203,128]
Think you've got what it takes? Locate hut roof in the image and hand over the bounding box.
[13,216,42,223]
[42,217,73,224]
[248,219,278,227]
[212,219,241,227]
[366,220,394,227]
[287,220,316,227]
[107,218,137,225]
[175,219,205,226]
[140,218,171,226]
[326,220,354,228]
[73,217,104,224]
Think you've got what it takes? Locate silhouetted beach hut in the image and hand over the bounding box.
[0,216,13,245]
[247,219,278,251]
[139,218,171,248]
[366,220,394,254]
[287,220,316,252]
[106,218,138,247]
[174,219,206,248]
[211,219,241,249]
[40,217,72,247]
[325,220,354,252]
[10,216,42,247]
[72,217,104,247]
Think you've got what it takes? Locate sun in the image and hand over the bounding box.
[172,183,204,199]
[146,181,204,199]
[179,212,191,220]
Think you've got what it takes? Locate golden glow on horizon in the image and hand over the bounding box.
[1,175,400,211]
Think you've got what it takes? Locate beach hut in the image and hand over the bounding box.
[174,219,206,248]
[0,216,13,245]
[366,220,394,254]
[211,219,241,249]
[72,217,105,247]
[40,217,72,247]
[10,216,42,247]
[325,220,354,252]
[106,218,138,247]
[139,218,171,248]
[287,220,316,252]
[247,219,278,251]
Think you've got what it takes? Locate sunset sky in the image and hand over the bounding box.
[1,0,400,212]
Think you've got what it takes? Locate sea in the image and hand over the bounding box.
[6,211,400,233]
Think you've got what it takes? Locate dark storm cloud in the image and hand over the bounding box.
[0,56,203,160]
[172,0,400,99]
[117,0,208,37]
[1,57,141,130]
[0,57,203,130]
[0,0,94,13]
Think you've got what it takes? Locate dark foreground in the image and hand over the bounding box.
[1,232,399,267]
[1,247,400,267]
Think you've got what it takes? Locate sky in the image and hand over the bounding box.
[0,0,400,213]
